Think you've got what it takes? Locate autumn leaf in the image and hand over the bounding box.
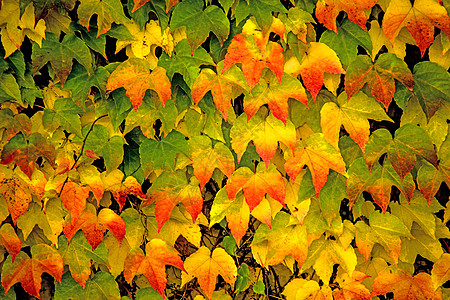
[106,58,171,111]
[431,253,450,290]
[191,61,248,120]
[77,0,129,36]
[346,157,415,211]
[183,246,237,299]
[124,238,185,297]
[320,91,392,151]
[64,203,126,250]
[364,124,438,180]
[382,0,450,57]
[230,110,296,166]
[77,165,104,204]
[315,0,378,32]
[189,135,235,190]
[283,278,333,300]
[235,0,287,32]
[226,164,285,212]
[102,169,145,211]
[332,271,371,300]
[372,269,442,299]
[32,32,92,87]
[131,0,177,12]
[0,223,21,262]
[146,170,203,231]
[285,42,345,100]
[284,133,346,197]
[243,71,308,124]
[344,53,414,110]
[1,244,63,299]
[279,7,316,44]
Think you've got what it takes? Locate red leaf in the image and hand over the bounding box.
[102,170,146,211]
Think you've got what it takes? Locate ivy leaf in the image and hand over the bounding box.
[417,163,446,204]
[0,73,21,103]
[58,231,109,288]
[372,269,442,299]
[284,133,346,197]
[45,97,84,137]
[106,58,172,111]
[230,111,296,167]
[124,238,185,297]
[31,32,92,87]
[210,188,249,245]
[64,203,126,250]
[183,246,237,300]
[226,164,285,212]
[382,0,450,57]
[0,223,21,262]
[139,130,190,176]
[332,271,371,300]
[191,61,248,120]
[279,7,316,44]
[283,278,333,300]
[189,135,235,190]
[235,0,287,31]
[320,91,392,152]
[1,244,63,299]
[364,124,438,180]
[63,64,109,102]
[244,71,308,125]
[344,53,414,110]
[315,0,378,32]
[77,0,129,37]
[146,170,203,231]
[346,157,415,212]
[0,133,56,179]
[170,0,229,53]
[102,169,145,211]
[251,211,308,267]
[131,0,177,13]
[431,253,450,290]
[355,211,413,265]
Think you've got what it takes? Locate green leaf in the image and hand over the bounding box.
[235,0,287,30]
[135,287,164,300]
[235,263,249,294]
[0,73,21,104]
[413,61,450,119]
[318,171,347,224]
[32,32,92,87]
[223,235,237,256]
[170,0,230,53]
[105,89,132,130]
[253,280,266,295]
[64,63,109,102]
[320,18,372,66]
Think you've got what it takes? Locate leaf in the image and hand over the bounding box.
[64,203,126,250]
[315,0,378,32]
[77,0,129,36]
[284,133,346,197]
[139,130,190,176]
[285,42,345,100]
[183,246,237,299]
[382,0,450,57]
[191,61,247,120]
[251,211,308,267]
[48,97,84,137]
[189,135,235,190]
[102,169,146,211]
[106,58,171,111]
[346,157,415,211]
[1,244,63,299]
[170,0,230,53]
[372,269,442,299]
[243,71,308,125]
[0,73,21,103]
[230,111,296,166]
[344,53,414,110]
[432,253,450,290]
[210,188,250,245]
[400,222,443,264]
[63,64,109,102]
[235,0,287,31]
[364,124,438,180]
[417,162,445,204]
[368,20,413,60]
[32,32,92,87]
[320,91,392,151]
[58,231,109,288]
[413,61,450,119]
[146,170,203,231]
[283,278,333,300]
[124,238,185,297]
[332,271,371,300]
[319,18,373,67]
[279,7,316,43]
[0,223,21,262]
[226,164,285,212]
[0,133,56,179]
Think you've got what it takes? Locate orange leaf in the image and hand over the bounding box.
[59,180,90,226]
[0,223,21,262]
[183,246,237,299]
[332,271,371,300]
[372,269,442,299]
[1,245,63,299]
[431,253,450,290]
[64,203,126,250]
[102,170,146,211]
[284,133,346,197]
[315,0,378,32]
[382,0,450,57]
[146,170,203,231]
[106,58,171,111]
[191,61,248,120]
[124,238,185,297]
[226,164,285,212]
[131,0,178,12]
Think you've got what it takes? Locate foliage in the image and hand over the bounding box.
[0,0,449,299]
